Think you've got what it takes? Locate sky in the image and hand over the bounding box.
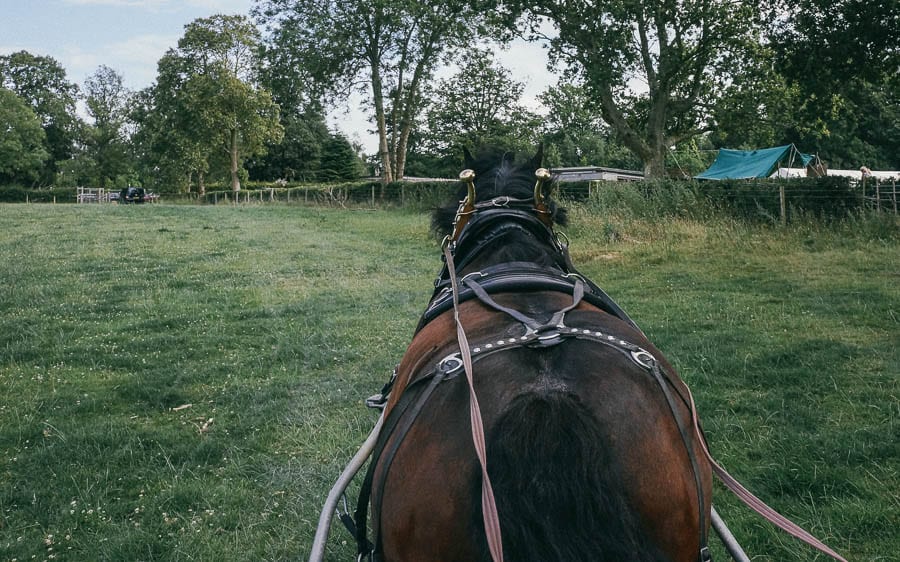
[0,0,557,154]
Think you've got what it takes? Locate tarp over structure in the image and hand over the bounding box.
[696,145,814,180]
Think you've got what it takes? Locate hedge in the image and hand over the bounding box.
[0,187,77,203]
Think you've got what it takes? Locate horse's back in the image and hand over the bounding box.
[376,299,710,562]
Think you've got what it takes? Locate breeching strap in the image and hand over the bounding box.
[443,243,505,562]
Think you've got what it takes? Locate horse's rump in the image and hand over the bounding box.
[374,300,708,562]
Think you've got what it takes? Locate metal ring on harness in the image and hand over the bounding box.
[631,350,656,369]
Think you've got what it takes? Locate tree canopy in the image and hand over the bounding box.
[131,14,283,194]
[505,0,761,178]
[0,88,49,185]
[2,2,898,191]
[0,51,80,185]
[254,0,498,184]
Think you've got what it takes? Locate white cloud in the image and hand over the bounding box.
[61,0,171,6]
[62,0,252,14]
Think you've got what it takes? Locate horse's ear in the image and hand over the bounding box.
[462,147,475,170]
[529,144,544,170]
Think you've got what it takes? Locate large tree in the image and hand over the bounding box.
[254,0,497,184]
[82,65,133,189]
[509,0,760,178]
[538,82,641,169]
[139,15,283,194]
[0,51,80,184]
[249,37,334,182]
[769,0,900,169]
[0,88,49,185]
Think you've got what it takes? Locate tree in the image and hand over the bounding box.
[318,132,364,181]
[130,53,212,194]
[249,41,334,182]
[254,0,497,184]
[508,0,760,178]
[768,0,900,169]
[246,107,332,182]
[82,65,133,188]
[428,50,539,152]
[405,49,541,176]
[538,82,641,169]
[0,88,49,185]
[175,15,283,193]
[0,51,80,184]
[134,15,283,194]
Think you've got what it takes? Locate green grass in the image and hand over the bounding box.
[0,202,897,561]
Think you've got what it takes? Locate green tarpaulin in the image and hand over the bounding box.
[696,145,814,180]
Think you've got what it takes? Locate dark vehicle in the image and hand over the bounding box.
[119,187,146,204]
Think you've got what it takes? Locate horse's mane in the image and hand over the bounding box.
[431,148,568,240]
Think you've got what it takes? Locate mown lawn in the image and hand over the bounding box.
[0,202,897,561]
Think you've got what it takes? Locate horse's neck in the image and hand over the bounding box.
[458,230,562,276]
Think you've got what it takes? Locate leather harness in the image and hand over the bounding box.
[353,199,713,562]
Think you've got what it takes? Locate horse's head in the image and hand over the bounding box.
[431,147,568,272]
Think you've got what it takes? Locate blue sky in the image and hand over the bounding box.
[1,0,554,152]
[1,0,253,91]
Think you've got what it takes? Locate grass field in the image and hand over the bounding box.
[0,202,897,561]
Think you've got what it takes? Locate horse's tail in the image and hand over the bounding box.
[484,390,668,562]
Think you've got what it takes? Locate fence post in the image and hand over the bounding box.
[779,184,786,225]
[875,181,881,213]
[892,180,897,214]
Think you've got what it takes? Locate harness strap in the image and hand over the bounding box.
[646,360,710,559]
[354,370,449,561]
[461,274,710,559]
[462,277,542,331]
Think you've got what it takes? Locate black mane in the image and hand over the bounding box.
[431,148,568,240]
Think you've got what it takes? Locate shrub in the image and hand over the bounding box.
[0,186,77,203]
[582,179,712,220]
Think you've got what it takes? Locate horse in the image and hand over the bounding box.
[355,147,713,562]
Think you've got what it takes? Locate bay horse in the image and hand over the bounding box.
[356,148,713,562]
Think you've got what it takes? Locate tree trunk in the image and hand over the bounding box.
[199,171,206,197]
[371,63,393,189]
[643,155,668,179]
[229,128,241,193]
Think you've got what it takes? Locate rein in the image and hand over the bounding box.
[443,240,505,562]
